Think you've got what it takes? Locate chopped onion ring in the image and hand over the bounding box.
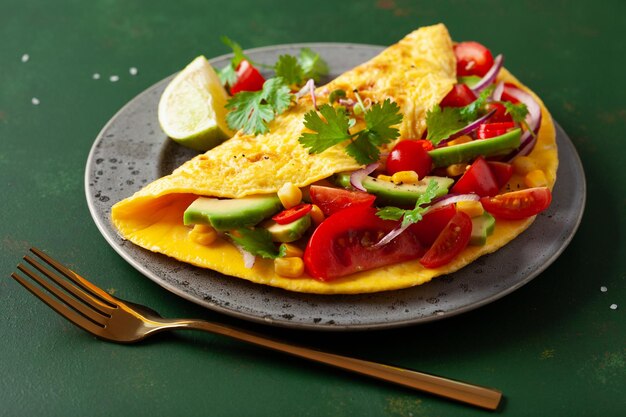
[350,163,379,191]
[471,54,504,93]
[307,79,317,110]
[372,222,411,249]
[501,85,542,161]
[436,108,496,147]
[492,81,504,101]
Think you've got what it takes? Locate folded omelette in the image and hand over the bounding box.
[111,24,558,294]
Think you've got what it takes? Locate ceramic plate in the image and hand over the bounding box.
[85,43,586,331]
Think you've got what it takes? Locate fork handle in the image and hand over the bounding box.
[164,320,502,410]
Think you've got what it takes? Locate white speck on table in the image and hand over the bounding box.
[109,75,119,82]
[31,97,40,105]
[129,67,138,75]
[610,304,618,310]
[21,53,30,63]
[92,73,101,80]
[600,286,607,292]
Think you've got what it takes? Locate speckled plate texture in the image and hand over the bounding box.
[85,43,586,331]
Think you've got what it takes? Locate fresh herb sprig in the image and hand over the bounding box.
[376,180,440,227]
[503,101,533,136]
[274,48,330,86]
[298,99,403,165]
[226,228,286,259]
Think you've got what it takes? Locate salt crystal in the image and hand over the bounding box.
[109,75,119,82]
[601,286,607,292]
[31,97,40,105]
[129,67,138,75]
[92,73,101,80]
[610,304,618,310]
[21,54,30,63]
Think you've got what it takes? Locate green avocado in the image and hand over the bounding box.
[334,173,453,206]
[428,128,522,167]
[262,214,311,243]
[469,212,496,246]
[457,75,482,88]
[183,195,282,231]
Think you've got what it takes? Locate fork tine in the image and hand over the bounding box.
[11,272,105,337]
[30,247,117,308]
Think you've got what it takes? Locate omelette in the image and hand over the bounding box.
[111,24,558,294]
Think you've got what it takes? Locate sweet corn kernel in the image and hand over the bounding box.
[377,174,393,182]
[524,169,548,188]
[512,156,538,175]
[456,200,484,218]
[446,163,468,177]
[274,257,304,278]
[279,243,304,258]
[447,135,472,146]
[278,182,302,209]
[189,224,218,246]
[391,170,420,184]
[310,204,325,225]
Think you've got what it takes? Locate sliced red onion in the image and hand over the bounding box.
[471,54,504,93]
[492,81,504,101]
[502,85,542,161]
[436,108,496,147]
[350,163,379,191]
[307,79,317,110]
[294,80,311,99]
[427,193,480,211]
[338,98,355,107]
[372,222,411,249]
[234,243,256,269]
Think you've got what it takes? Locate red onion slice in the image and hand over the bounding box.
[372,222,410,249]
[471,54,504,93]
[501,85,542,161]
[492,81,504,101]
[436,108,496,147]
[307,79,317,110]
[350,163,379,191]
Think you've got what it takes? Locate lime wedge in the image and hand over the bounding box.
[158,56,234,151]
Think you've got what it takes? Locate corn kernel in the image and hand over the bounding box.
[447,135,472,146]
[456,200,484,218]
[310,204,325,225]
[446,163,468,177]
[279,243,304,258]
[377,174,393,182]
[189,224,218,246]
[391,170,419,184]
[274,257,304,278]
[278,182,302,209]
[524,169,548,188]
[512,156,538,175]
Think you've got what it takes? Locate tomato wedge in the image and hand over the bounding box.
[386,140,433,179]
[409,204,456,247]
[440,84,476,108]
[485,102,513,123]
[230,60,265,94]
[487,161,513,189]
[451,156,499,197]
[477,122,516,139]
[420,211,472,269]
[309,185,376,217]
[272,203,312,225]
[481,187,552,220]
[454,41,494,77]
[304,205,424,280]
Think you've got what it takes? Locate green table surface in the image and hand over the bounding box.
[1,1,624,416]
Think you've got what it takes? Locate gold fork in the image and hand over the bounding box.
[11,247,502,410]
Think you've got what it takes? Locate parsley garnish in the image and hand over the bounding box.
[376,180,440,227]
[226,228,286,259]
[274,54,303,86]
[225,77,293,135]
[274,49,330,86]
[299,99,402,165]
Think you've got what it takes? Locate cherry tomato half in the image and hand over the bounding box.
[486,161,513,189]
[230,60,265,95]
[451,156,500,197]
[440,84,476,108]
[420,211,472,269]
[480,187,552,220]
[454,41,494,77]
[386,140,433,179]
[303,205,424,280]
[477,122,516,139]
[409,204,456,247]
[485,102,513,123]
[309,185,376,217]
[272,203,312,225]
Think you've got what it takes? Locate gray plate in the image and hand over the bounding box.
[85,43,586,331]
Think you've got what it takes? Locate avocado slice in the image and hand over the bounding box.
[262,214,311,243]
[469,212,496,246]
[183,195,282,231]
[428,128,521,167]
[457,75,482,88]
[334,173,453,206]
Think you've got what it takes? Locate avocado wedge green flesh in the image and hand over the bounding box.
[469,212,496,246]
[428,128,522,167]
[183,195,282,231]
[262,214,311,243]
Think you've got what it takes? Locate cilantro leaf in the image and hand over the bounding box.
[299,104,352,153]
[426,106,466,145]
[274,54,304,86]
[459,85,494,121]
[298,48,329,82]
[225,77,293,135]
[376,206,406,221]
[346,132,381,165]
[503,101,529,124]
[227,228,282,259]
[364,99,403,145]
[376,180,440,227]
[218,36,249,86]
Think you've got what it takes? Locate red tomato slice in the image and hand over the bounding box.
[454,42,494,77]
[386,140,433,179]
[440,84,476,108]
[487,161,513,189]
[303,205,424,280]
[309,185,376,217]
[420,211,472,268]
[230,60,265,94]
[485,102,513,123]
[477,122,516,139]
[451,156,500,197]
[409,204,456,247]
[481,187,552,220]
[272,203,312,225]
